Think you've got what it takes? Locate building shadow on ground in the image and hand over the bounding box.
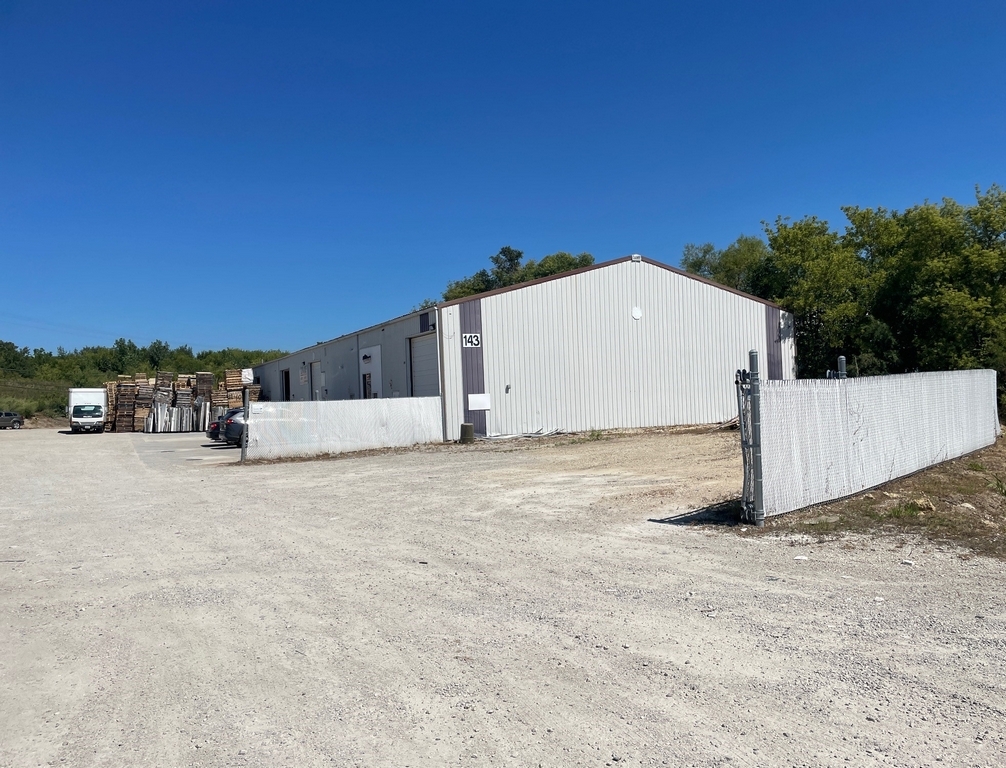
[648,498,744,527]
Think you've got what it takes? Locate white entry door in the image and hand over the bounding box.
[359,345,382,398]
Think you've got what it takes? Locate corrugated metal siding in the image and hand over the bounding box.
[252,311,427,402]
[445,259,782,437]
[440,305,465,440]
[458,298,486,434]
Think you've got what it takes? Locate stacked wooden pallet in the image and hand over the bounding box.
[101,370,231,434]
[175,389,193,409]
[133,407,150,432]
[195,372,214,399]
[223,369,246,407]
[104,381,117,430]
[136,381,154,408]
[115,383,137,432]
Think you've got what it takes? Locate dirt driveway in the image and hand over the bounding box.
[1,428,1004,767]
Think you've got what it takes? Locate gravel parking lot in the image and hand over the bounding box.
[2,428,1005,767]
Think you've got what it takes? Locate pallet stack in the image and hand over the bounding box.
[104,381,117,431]
[211,386,229,410]
[196,372,214,400]
[133,406,150,432]
[224,369,244,407]
[153,371,173,405]
[115,382,137,432]
[174,387,193,410]
[136,377,153,406]
[211,386,229,408]
[101,370,240,434]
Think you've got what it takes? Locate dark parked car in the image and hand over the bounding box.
[207,408,243,441]
[0,411,24,429]
[223,409,246,446]
[206,418,222,441]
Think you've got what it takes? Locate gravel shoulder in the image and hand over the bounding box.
[1,428,1004,767]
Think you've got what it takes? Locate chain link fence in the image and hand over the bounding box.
[736,353,1000,522]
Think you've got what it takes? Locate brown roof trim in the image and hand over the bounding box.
[640,256,782,308]
[437,254,781,309]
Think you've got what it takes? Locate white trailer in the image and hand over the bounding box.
[68,388,107,433]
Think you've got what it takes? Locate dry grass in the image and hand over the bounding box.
[746,434,1006,558]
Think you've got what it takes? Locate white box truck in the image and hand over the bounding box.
[68,388,107,433]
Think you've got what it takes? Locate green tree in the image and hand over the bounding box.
[442,246,594,301]
[685,186,1006,405]
[147,339,171,370]
[762,216,878,377]
[520,251,594,282]
[681,235,770,294]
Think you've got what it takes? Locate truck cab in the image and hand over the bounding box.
[70,404,104,433]
[68,388,108,433]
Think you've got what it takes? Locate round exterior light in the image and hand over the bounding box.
[632,306,643,320]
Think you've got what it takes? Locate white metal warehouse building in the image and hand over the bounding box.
[253,255,796,441]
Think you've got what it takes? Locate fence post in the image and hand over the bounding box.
[749,350,765,526]
[838,355,847,380]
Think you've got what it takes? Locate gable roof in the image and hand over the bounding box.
[437,254,781,309]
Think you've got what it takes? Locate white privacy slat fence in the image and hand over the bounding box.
[737,363,1000,521]
[246,398,443,460]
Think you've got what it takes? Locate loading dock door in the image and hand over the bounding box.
[410,334,440,397]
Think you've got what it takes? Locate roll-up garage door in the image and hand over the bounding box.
[410,334,440,397]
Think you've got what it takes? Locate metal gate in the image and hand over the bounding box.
[735,350,764,526]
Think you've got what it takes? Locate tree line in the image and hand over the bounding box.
[682,185,1006,412]
[0,339,287,416]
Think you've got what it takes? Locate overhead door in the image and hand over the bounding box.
[410,334,440,397]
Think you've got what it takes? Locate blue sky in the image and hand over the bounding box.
[2,1,1004,353]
